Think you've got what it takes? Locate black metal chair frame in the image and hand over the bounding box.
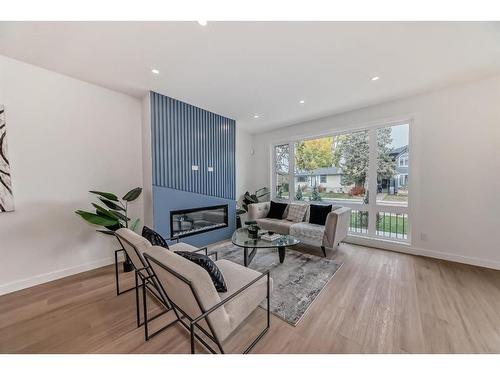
[114,248,137,296]
[114,233,175,328]
[142,252,271,354]
[114,234,178,296]
[114,231,220,333]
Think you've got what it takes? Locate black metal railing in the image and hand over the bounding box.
[349,210,368,234]
[376,212,408,240]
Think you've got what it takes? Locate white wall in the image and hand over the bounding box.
[0,56,144,294]
[141,93,153,227]
[252,75,500,269]
[235,127,254,201]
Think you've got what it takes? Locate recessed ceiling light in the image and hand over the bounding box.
[197,20,207,26]
[253,115,260,119]
[151,68,160,75]
[299,100,305,104]
[371,76,380,81]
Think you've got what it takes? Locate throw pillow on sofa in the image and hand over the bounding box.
[174,251,227,292]
[267,201,288,219]
[309,204,332,225]
[142,225,169,249]
[286,203,308,222]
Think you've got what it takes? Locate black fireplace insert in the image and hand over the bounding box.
[170,204,228,239]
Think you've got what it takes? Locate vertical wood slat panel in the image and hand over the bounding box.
[167,96,172,188]
[150,91,235,200]
[151,93,157,185]
[180,101,186,192]
[160,95,165,187]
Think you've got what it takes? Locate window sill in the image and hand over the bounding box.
[346,233,411,252]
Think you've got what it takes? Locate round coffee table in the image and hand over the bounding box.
[231,228,300,267]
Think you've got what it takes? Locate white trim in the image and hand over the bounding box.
[346,236,500,271]
[289,141,296,200]
[269,113,417,146]
[367,127,378,235]
[0,256,115,296]
[272,142,293,201]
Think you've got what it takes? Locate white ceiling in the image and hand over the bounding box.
[1,22,500,133]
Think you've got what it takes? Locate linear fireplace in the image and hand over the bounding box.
[170,204,228,239]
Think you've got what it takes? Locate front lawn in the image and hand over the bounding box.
[380,193,408,202]
[349,211,408,236]
[376,213,408,235]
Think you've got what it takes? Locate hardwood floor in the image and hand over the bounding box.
[1,242,499,354]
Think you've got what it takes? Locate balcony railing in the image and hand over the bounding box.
[348,209,409,241]
[376,212,408,240]
[349,210,368,234]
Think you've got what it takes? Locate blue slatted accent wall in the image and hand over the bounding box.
[150,91,236,200]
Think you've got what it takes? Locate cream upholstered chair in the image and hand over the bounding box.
[115,228,223,340]
[114,228,172,330]
[143,246,272,354]
[115,228,153,272]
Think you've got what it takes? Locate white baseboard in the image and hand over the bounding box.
[346,235,500,270]
[0,256,115,296]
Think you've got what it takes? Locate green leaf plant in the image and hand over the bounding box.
[75,187,143,235]
[240,187,270,212]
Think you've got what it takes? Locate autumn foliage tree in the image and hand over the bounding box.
[295,137,335,171]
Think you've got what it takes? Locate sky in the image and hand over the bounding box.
[390,123,409,149]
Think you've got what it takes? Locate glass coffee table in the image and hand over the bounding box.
[231,228,301,267]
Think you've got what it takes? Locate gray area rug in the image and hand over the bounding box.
[216,244,343,326]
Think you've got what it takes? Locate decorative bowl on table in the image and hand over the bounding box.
[247,224,260,239]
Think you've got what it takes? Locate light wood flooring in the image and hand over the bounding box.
[1,242,499,354]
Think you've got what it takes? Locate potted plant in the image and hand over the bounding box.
[236,187,270,228]
[75,187,142,272]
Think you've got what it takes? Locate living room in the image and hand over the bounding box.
[1,1,500,372]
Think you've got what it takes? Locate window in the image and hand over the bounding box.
[377,124,409,206]
[272,121,411,243]
[398,174,408,187]
[293,131,369,203]
[273,144,290,200]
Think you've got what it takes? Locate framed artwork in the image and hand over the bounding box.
[0,105,14,212]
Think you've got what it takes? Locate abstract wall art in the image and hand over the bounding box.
[0,105,14,212]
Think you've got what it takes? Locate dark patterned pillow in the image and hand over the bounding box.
[174,251,227,293]
[142,226,169,249]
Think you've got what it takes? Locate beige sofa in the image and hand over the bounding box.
[247,202,351,256]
